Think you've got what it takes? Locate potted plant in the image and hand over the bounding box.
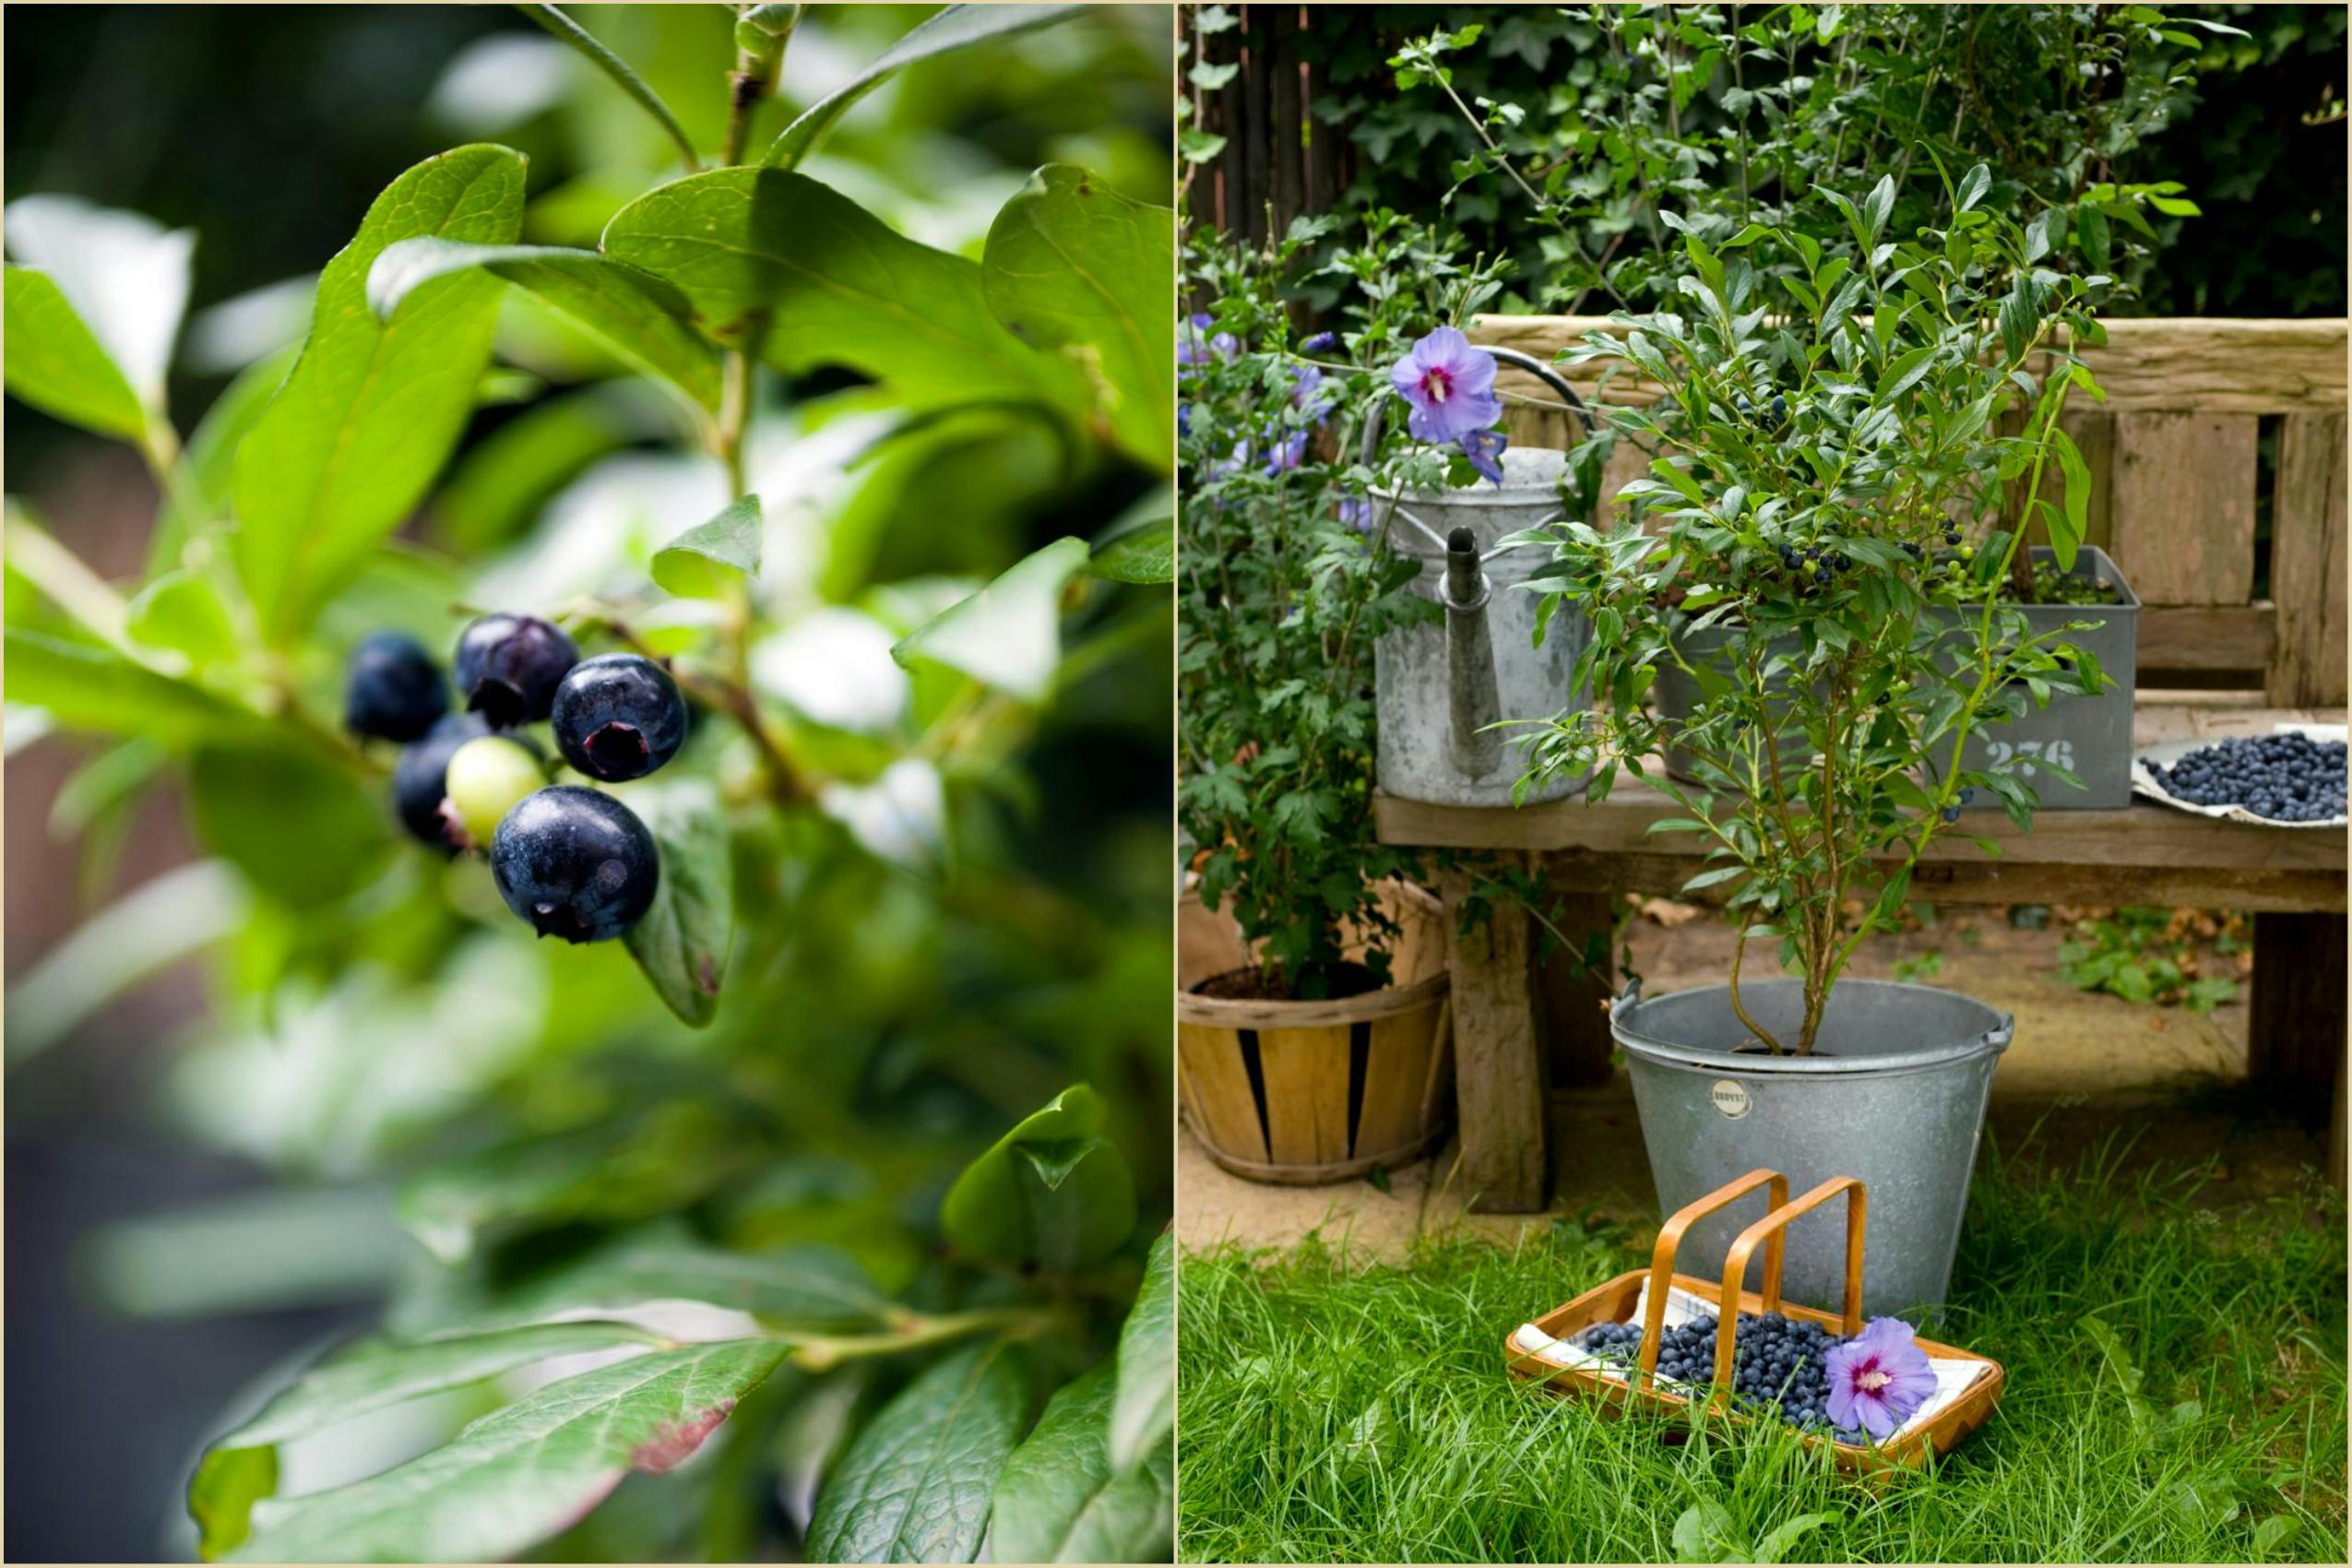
[1176,218,1548,1182]
[1516,171,2115,1313]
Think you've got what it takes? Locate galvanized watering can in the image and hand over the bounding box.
[1372,348,1597,808]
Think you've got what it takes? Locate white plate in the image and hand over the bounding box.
[2129,723,2348,830]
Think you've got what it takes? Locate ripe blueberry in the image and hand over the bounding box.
[491,785,659,943]
[551,653,687,781]
[454,613,579,729]
[345,631,447,742]
[442,735,548,851]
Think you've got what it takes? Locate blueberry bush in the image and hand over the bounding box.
[5,5,1174,1561]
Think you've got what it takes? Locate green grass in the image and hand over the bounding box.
[1176,1138,2346,1563]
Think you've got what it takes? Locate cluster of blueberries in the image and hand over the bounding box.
[344,614,691,942]
[2148,732,2347,824]
[1574,1310,1865,1440]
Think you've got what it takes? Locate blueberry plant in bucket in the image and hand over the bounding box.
[1177,213,1535,1000]
[1515,170,2117,1055]
[5,5,1174,1562]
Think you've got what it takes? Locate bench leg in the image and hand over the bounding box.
[2247,911,2347,1187]
[1532,886,1617,1089]
[1440,864,1549,1212]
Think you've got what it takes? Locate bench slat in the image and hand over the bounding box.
[2109,411,2260,604]
[2270,412,2349,706]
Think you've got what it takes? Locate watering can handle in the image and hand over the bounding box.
[1706,1177,1870,1407]
[1635,1168,1788,1384]
[1355,343,1596,468]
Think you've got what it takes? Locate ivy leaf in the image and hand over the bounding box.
[989,1363,1174,1565]
[806,1341,1029,1564]
[650,495,762,600]
[1107,1229,1174,1470]
[760,4,1088,171]
[621,779,735,1027]
[3,267,149,440]
[226,1340,789,1563]
[1091,517,1174,584]
[601,169,1085,416]
[891,536,1090,703]
[939,1084,1137,1271]
[233,145,525,640]
[366,239,724,411]
[982,164,1176,471]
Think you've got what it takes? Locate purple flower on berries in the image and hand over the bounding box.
[1389,326,1502,445]
[1460,426,1508,486]
[1824,1318,1939,1441]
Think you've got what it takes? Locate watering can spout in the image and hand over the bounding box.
[1443,527,1505,779]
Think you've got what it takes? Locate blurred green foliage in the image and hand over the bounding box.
[5,5,1175,1562]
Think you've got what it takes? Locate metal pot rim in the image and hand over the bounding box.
[1610,978,2013,1077]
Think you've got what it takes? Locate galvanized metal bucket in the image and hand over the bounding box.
[1936,545,2140,811]
[1611,977,2012,1320]
[1372,349,1597,807]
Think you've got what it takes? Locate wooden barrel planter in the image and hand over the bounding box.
[1177,880,1454,1184]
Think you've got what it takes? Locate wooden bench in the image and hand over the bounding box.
[1380,316,2350,1212]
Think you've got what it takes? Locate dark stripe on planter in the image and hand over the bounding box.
[1236,1028,1273,1159]
[1345,1019,1372,1158]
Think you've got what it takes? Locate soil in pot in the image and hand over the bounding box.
[1191,962,1384,1003]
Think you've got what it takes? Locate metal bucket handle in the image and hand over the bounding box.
[1634,1167,1788,1390]
[1708,1176,1870,1407]
[1980,1011,2016,1054]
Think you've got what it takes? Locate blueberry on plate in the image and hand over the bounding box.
[345,631,447,742]
[454,613,580,728]
[551,652,687,781]
[491,785,659,943]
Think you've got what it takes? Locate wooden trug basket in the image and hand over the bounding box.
[1503,1169,2006,1476]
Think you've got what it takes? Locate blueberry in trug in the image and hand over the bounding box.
[491,785,659,943]
[454,613,579,729]
[345,631,447,742]
[551,653,687,781]
[391,714,495,851]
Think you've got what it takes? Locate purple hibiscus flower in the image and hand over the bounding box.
[1301,329,1337,353]
[1337,495,1377,538]
[1389,326,1503,445]
[1460,426,1508,486]
[1824,1318,1939,1442]
[1263,429,1308,475]
[1178,313,1237,372]
[1290,362,1334,418]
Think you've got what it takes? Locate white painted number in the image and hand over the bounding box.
[1985,738,2073,779]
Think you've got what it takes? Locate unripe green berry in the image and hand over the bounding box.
[444,735,547,851]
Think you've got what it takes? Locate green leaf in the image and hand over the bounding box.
[218,1321,666,1451]
[227,1339,788,1563]
[148,345,297,576]
[125,570,239,668]
[891,536,1090,703]
[989,1362,1173,1564]
[600,169,1084,416]
[3,268,148,440]
[1107,1229,1174,1470]
[807,1340,1029,1564]
[367,239,723,410]
[981,165,1175,470]
[233,145,526,639]
[189,1444,278,1562]
[5,195,194,403]
[1091,517,1173,584]
[3,629,255,746]
[2049,424,2091,570]
[517,3,702,174]
[760,4,1088,171]
[650,495,762,600]
[186,744,392,909]
[621,779,735,1026]
[491,1234,890,1333]
[939,1083,1137,1271]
